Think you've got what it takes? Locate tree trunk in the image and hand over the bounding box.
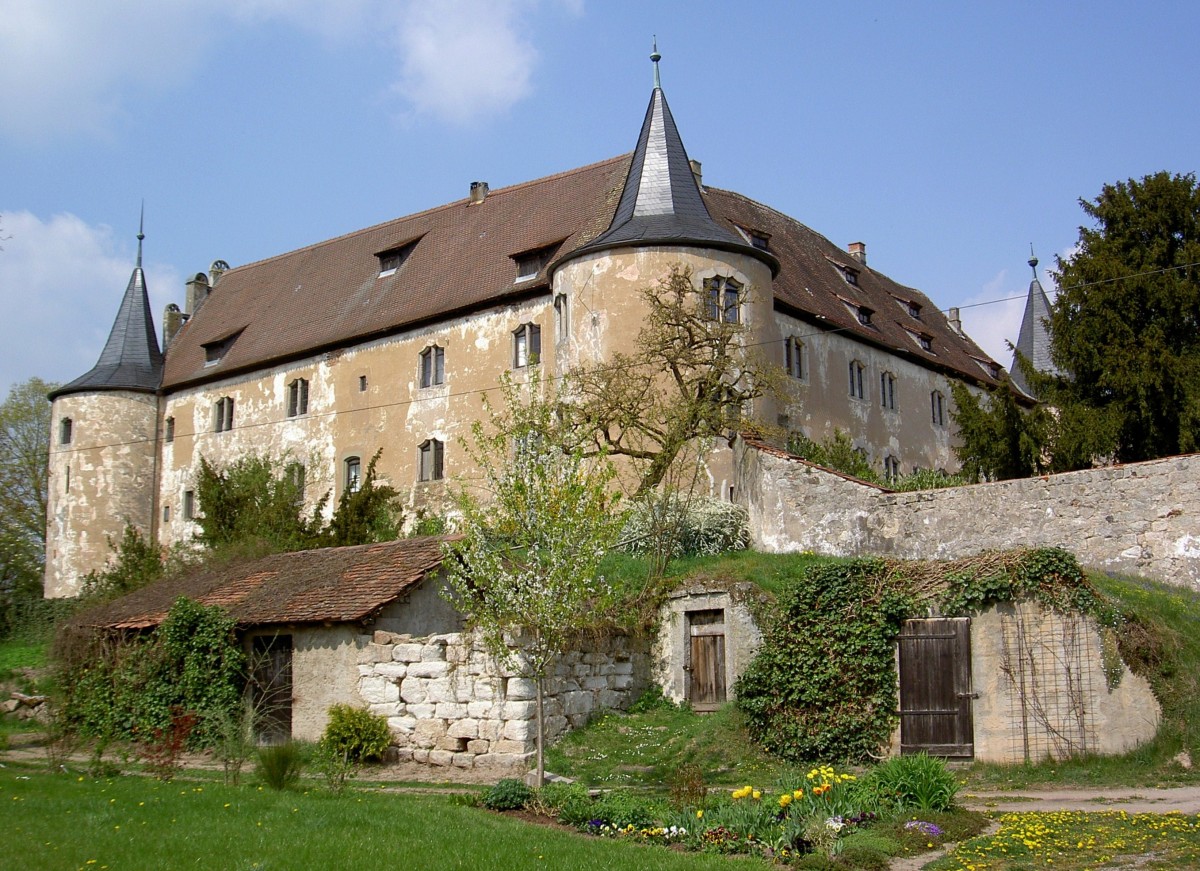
[535,675,545,787]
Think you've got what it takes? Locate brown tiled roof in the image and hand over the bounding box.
[163,157,631,388]
[75,536,452,631]
[163,156,999,390]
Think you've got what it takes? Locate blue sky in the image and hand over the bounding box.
[1,1,1197,395]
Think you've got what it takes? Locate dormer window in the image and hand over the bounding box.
[842,266,859,286]
[737,226,771,251]
[907,301,922,319]
[919,334,933,352]
[376,240,417,277]
[857,306,874,326]
[513,243,561,283]
[202,329,243,367]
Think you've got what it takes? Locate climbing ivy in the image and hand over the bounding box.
[736,548,1126,762]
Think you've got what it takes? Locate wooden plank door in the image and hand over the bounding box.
[687,610,726,712]
[898,618,974,757]
[249,634,293,745]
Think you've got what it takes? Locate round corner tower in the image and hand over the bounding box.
[44,227,163,598]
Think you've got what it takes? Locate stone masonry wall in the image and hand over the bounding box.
[740,440,1200,589]
[357,629,649,772]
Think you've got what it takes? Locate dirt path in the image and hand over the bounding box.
[960,786,1200,815]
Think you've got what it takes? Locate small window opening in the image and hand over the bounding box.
[785,336,804,380]
[880,372,897,411]
[165,416,175,443]
[214,397,234,433]
[849,360,866,400]
[377,240,417,277]
[345,456,361,493]
[59,417,72,445]
[884,455,901,482]
[857,306,873,326]
[162,505,171,523]
[513,243,560,283]
[931,390,946,426]
[359,375,368,392]
[183,490,195,521]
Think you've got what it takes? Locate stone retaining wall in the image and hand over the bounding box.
[357,629,649,772]
[740,440,1200,589]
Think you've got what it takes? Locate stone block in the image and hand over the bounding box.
[502,700,537,720]
[473,681,497,701]
[452,752,475,768]
[367,702,401,718]
[421,641,449,662]
[560,691,592,716]
[412,749,430,764]
[475,752,531,770]
[467,700,497,719]
[425,677,455,703]
[506,678,537,700]
[413,719,446,747]
[399,677,427,704]
[373,630,394,645]
[366,643,393,664]
[435,735,468,752]
[598,689,625,710]
[429,749,454,766]
[583,676,609,691]
[502,720,536,741]
[357,664,374,677]
[493,739,533,755]
[374,662,407,679]
[434,702,468,720]
[479,720,503,742]
[612,674,634,690]
[408,660,450,679]
[392,747,414,763]
[467,739,490,755]
[360,675,399,705]
[393,643,425,663]
[387,715,417,733]
[447,718,479,739]
[407,703,436,720]
[613,661,634,675]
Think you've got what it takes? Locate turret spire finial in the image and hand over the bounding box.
[650,37,661,90]
[1028,243,1038,276]
[137,201,145,268]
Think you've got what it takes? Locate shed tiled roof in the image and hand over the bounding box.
[163,136,999,391]
[75,536,452,631]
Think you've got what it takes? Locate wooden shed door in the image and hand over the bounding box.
[250,634,293,745]
[688,610,726,712]
[898,618,974,758]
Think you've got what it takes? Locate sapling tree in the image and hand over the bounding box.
[443,372,624,785]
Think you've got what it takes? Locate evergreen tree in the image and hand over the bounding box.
[1038,171,1200,464]
[950,381,1052,481]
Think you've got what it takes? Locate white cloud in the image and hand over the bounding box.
[957,269,1026,371]
[0,0,562,140]
[389,0,539,125]
[0,210,180,394]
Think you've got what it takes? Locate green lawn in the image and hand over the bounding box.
[1,762,767,871]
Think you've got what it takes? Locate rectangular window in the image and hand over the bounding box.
[884,455,901,482]
[419,439,444,482]
[419,345,445,387]
[554,293,569,342]
[59,417,72,445]
[513,323,541,368]
[183,490,195,521]
[377,241,417,276]
[165,416,175,443]
[849,361,865,400]
[359,375,368,392]
[287,378,309,417]
[345,456,361,493]
[513,243,560,283]
[162,505,171,523]
[214,397,234,432]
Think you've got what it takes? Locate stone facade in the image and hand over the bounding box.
[968,601,1159,763]
[356,629,649,772]
[741,441,1200,590]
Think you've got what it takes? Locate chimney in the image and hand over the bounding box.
[947,306,963,335]
[209,259,229,285]
[689,159,703,189]
[185,272,210,316]
[469,181,489,205]
[848,241,866,265]
[162,303,188,347]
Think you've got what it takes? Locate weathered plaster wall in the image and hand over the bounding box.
[741,441,1200,589]
[357,629,649,773]
[970,601,1159,763]
[45,391,159,598]
[284,625,363,741]
[651,581,767,705]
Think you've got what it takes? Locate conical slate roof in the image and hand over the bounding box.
[561,83,777,275]
[50,235,163,400]
[1010,257,1060,398]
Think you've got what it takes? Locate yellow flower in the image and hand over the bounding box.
[752,790,762,800]
[696,810,704,819]
[794,789,804,799]
[779,794,792,808]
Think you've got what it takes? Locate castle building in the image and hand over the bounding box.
[45,58,1002,598]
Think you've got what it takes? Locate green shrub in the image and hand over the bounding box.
[318,704,391,763]
[736,560,914,762]
[627,686,676,714]
[526,781,591,821]
[855,753,959,811]
[256,741,304,790]
[618,493,749,561]
[481,778,533,811]
[591,790,660,829]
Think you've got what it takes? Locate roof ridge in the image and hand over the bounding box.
[222,154,634,276]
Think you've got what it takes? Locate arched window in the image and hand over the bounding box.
[344,456,361,493]
[214,397,234,432]
[884,455,901,482]
[785,337,804,380]
[419,345,445,387]
[59,417,72,445]
[880,372,897,410]
[512,323,541,368]
[848,360,866,400]
[287,378,309,417]
[704,276,742,323]
[419,439,444,482]
[164,416,175,443]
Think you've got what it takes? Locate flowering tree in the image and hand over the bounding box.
[444,372,624,785]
